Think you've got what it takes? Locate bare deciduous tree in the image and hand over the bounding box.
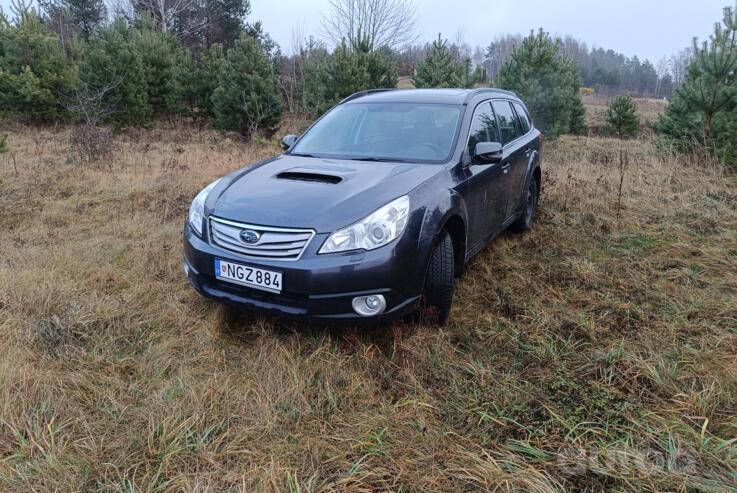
[7,0,39,22]
[482,34,522,81]
[655,56,670,98]
[279,25,309,113]
[107,0,133,19]
[669,46,693,88]
[39,0,107,40]
[452,26,471,63]
[132,0,204,39]
[320,0,418,51]
[65,81,119,164]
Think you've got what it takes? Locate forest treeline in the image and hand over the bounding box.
[399,33,679,99]
[1,0,735,166]
[0,0,683,127]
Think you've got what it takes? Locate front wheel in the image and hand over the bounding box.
[509,178,538,233]
[417,231,456,326]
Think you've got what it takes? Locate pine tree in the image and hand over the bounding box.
[194,43,227,117]
[169,43,227,118]
[323,41,368,100]
[606,94,639,137]
[212,33,282,135]
[79,19,151,127]
[364,45,398,89]
[134,17,187,116]
[412,35,481,89]
[413,35,458,88]
[656,5,737,165]
[301,40,397,116]
[40,0,106,39]
[496,29,587,138]
[325,42,396,101]
[40,0,106,40]
[0,7,77,121]
[569,94,587,135]
[457,57,483,89]
[166,49,195,117]
[67,0,105,39]
[203,0,251,49]
[299,42,332,115]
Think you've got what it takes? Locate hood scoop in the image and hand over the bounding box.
[275,169,343,184]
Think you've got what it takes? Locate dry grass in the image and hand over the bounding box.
[0,116,736,492]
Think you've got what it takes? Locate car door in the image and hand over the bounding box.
[490,100,528,222]
[462,101,509,250]
[510,101,535,217]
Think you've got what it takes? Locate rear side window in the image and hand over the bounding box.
[466,103,499,155]
[513,102,531,133]
[492,100,522,144]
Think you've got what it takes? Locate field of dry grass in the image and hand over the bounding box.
[581,94,668,136]
[1,105,736,491]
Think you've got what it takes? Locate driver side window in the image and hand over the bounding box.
[466,103,500,156]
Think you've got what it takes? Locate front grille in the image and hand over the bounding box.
[209,216,315,261]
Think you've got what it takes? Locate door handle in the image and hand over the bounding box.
[525,147,531,157]
[501,162,511,174]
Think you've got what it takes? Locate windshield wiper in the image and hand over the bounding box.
[349,156,412,163]
[289,152,319,158]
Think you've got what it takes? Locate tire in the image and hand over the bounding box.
[509,178,538,233]
[419,231,456,326]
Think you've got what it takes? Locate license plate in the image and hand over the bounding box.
[214,259,282,294]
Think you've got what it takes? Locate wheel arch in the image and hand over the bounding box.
[532,165,542,197]
[417,187,467,285]
[438,214,466,278]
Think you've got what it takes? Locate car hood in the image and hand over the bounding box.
[210,155,443,232]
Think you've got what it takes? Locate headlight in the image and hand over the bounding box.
[319,196,410,254]
[188,178,221,236]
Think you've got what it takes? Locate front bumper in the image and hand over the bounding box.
[183,222,427,324]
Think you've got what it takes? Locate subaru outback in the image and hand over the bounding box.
[183,88,542,325]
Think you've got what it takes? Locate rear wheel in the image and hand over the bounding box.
[417,231,455,326]
[510,178,538,233]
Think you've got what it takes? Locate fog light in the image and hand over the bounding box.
[352,294,386,317]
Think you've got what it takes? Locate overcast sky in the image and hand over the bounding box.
[0,0,727,63]
[250,0,726,62]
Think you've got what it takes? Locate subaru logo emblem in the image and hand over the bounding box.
[239,229,261,244]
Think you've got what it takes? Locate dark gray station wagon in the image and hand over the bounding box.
[183,88,542,325]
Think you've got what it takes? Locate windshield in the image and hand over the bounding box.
[290,102,463,163]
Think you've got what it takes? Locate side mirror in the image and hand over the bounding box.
[281,134,298,151]
[473,142,503,163]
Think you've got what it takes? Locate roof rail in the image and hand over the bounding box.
[463,87,518,104]
[339,89,397,104]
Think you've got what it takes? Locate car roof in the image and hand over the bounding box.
[341,88,520,106]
